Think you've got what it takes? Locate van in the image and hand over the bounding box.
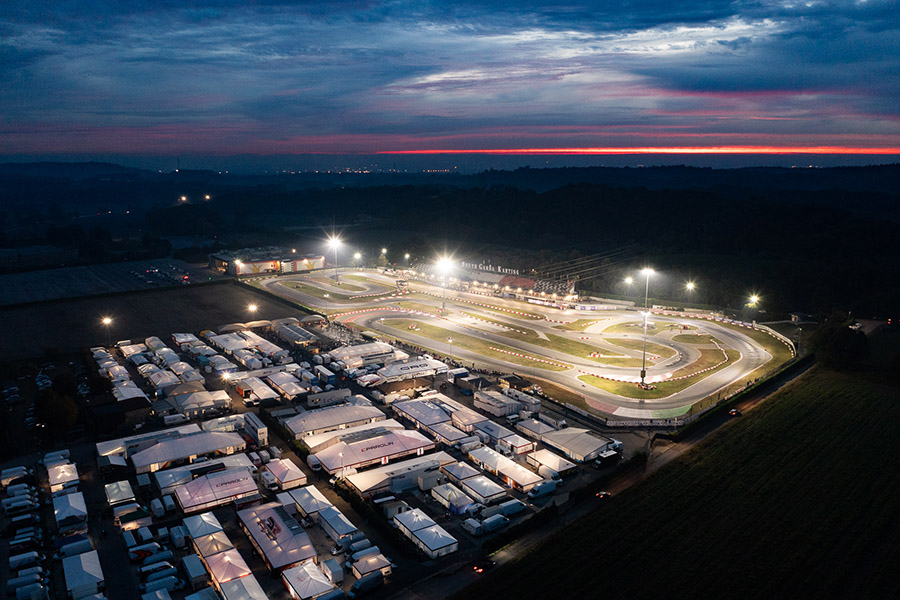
[4,499,36,515]
[143,550,174,567]
[16,566,48,579]
[122,530,137,548]
[345,538,372,558]
[54,538,93,560]
[8,572,45,590]
[350,546,380,563]
[170,527,186,549]
[40,450,70,465]
[2,466,33,487]
[306,455,322,472]
[347,571,384,598]
[538,466,561,482]
[259,470,278,492]
[138,560,174,579]
[113,502,143,525]
[14,584,47,600]
[163,414,189,426]
[144,566,179,583]
[150,499,165,518]
[137,526,154,544]
[268,446,283,460]
[128,542,161,562]
[527,480,557,499]
[7,484,36,496]
[258,450,271,464]
[4,514,38,534]
[248,452,261,467]
[139,576,184,593]
[9,551,44,570]
[162,495,176,513]
[3,496,35,511]
[10,537,40,555]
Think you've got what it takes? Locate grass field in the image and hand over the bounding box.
[307,276,366,292]
[606,337,677,358]
[459,365,900,599]
[461,311,534,334]
[452,298,546,320]
[552,319,604,331]
[380,319,569,371]
[393,300,445,315]
[603,321,695,335]
[578,349,741,399]
[671,333,720,344]
[0,282,311,361]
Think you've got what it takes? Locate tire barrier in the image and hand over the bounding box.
[487,346,572,369]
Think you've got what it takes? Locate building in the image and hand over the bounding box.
[153,454,254,496]
[468,446,543,491]
[376,358,448,383]
[284,404,385,440]
[96,424,202,459]
[209,249,325,276]
[317,506,359,543]
[238,502,316,572]
[526,449,577,476]
[282,562,337,600]
[474,390,521,417]
[473,420,515,445]
[499,374,532,391]
[130,431,246,474]
[393,508,458,558]
[313,429,435,475]
[265,458,307,491]
[174,467,260,513]
[461,475,507,505]
[344,452,455,499]
[273,322,319,348]
[301,420,406,455]
[431,483,474,515]
[441,461,480,486]
[516,418,556,440]
[497,434,535,455]
[328,342,404,369]
[541,428,615,462]
[289,485,334,520]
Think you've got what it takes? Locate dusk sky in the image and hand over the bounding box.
[2,0,900,169]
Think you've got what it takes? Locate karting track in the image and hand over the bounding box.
[256,270,779,418]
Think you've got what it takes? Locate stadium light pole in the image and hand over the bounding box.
[102,317,112,347]
[354,252,361,268]
[248,304,258,314]
[437,257,453,316]
[624,276,633,300]
[640,268,654,386]
[327,236,342,282]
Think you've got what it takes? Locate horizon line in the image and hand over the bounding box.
[377,146,900,156]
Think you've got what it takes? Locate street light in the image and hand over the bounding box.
[101,317,112,347]
[327,236,342,282]
[436,256,453,315]
[624,276,633,299]
[640,268,654,386]
[248,304,258,314]
[354,252,361,267]
[749,294,760,306]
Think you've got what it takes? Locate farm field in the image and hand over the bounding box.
[379,318,569,371]
[460,365,900,599]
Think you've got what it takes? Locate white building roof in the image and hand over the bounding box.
[104,480,135,505]
[500,434,534,449]
[315,429,434,473]
[175,468,258,512]
[473,420,515,440]
[413,524,457,552]
[219,575,268,600]
[344,452,455,495]
[288,485,333,516]
[302,419,405,454]
[96,424,201,458]
[149,370,181,390]
[265,458,307,487]
[237,502,316,570]
[131,432,244,469]
[48,462,79,487]
[377,358,448,381]
[194,531,235,557]
[352,553,392,578]
[442,461,480,482]
[53,491,87,523]
[112,380,149,402]
[282,561,336,599]
[394,507,436,533]
[284,404,385,437]
[317,506,358,538]
[542,427,611,458]
[462,475,506,501]
[329,342,396,364]
[427,422,468,443]
[63,549,103,593]
[154,454,253,493]
[184,511,224,539]
[393,399,451,426]
[210,333,250,353]
[527,448,577,474]
[206,548,251,583]
[431,483,474,509]
[516,418,556,439]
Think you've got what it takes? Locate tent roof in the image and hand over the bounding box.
[288,485,333,515]
[442,461,479,482]
[184,512,224,539]
[132,432,244,468]
[48,462,79,486]
[53,491,87,522]
[104,480,135,505]
[462,475,506,498]
[392,399,451,426]
[394,507,436,533]
[237,502,315,569]
[218,574,268,600]
[317,506,358,537]
[62,549,104,590]
[413,524,457,551]
[432,483,473,508]
[282,561,335,599]
[266,458,306,485]
[352,553,391,577]
[206,548,251,583]
[194,531,235,557]
[314,429,434,472]
[175,468,258,512]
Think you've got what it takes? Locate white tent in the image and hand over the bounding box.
[288,485,333,519]
[53,491,88,526]
[282,562,336,600]
[431,483,474,514]
[317,506,359,542]
[441,461,480,485]
[194,531,235,558]
[63,549,104,599]
[412,525,458,559]
[131,431,245,474]
[104,480,135,506]
[314,429,434,474]
[206,548,251,584]
[462,475,507,505]
[393,508,436,536]
[218,574,268,600]
[48,462,79,492]
[351,553,392,579]
[175,467,259,514]
[237,502,316,572]
[265,458,307,491]
[184,512,224,539]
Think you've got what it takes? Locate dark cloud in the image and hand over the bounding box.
[1,0,898,157]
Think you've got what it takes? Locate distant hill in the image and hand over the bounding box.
[0,161,152,180]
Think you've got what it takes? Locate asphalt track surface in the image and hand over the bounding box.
[258,270,773,418]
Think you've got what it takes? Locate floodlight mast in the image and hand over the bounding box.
[640,268,654,386]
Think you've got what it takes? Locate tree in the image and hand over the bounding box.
[810,311,869,369]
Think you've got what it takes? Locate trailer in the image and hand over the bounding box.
[314,365,336,386]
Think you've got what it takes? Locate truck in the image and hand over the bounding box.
[9,551,44,570]
[53,538,93,560]
[537,413,567,430]
[128,542,161,563]
[462,518,484,536]
[481,514,509,533]
[162,495,176,513]
[347,571,384,598]
[243,412,269,447]
[456,436,482,453]
[314,365,336,386]
[163,414,189,426]
[538,465,561,482]
[150,498,165,518]
[527,480,557,499]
